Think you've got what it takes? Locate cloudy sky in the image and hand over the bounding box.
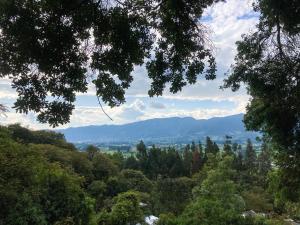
[0,0,258,129]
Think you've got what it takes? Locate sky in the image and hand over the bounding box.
[0,0,258,129]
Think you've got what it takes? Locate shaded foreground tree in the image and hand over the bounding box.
[98,191,144,225]
[0,0,222,126]
[223,0,300,201]
[178,157,246,225]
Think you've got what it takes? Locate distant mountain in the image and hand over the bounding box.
[58,114,258,144]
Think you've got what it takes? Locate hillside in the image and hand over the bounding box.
[59,114,258,143]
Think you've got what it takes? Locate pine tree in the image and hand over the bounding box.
[213,142,220,155]
[136,140,148,175]
[223,135,233,156]
[205,137,214,155]
[191,150,202,174]
[257,141,272,178]
[183,148,193,177]
[232,143,238,153]
[198,141,203,156]
[233,147,244,172]
[244,139,257,172]
[191,141,197,152]
[136,140,147,160]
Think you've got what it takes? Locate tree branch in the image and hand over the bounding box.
[276,14,284,57]
[96,95,113,121]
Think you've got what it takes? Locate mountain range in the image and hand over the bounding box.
[58,114,259,144]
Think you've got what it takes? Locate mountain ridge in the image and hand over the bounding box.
[59,113,258,143]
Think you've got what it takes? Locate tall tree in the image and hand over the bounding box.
[0,0,220,126]
[191,141,197,152]
[234,148,244,172]
[179,157,245,225]
[191,150,202,174]
[223,135,233,156]
[213,142,220,155]
[223,0,300,199]
[257,140,272,179]
[198,141,204,157]
[244,139,257,174]
[183,147,193,177]
[154,177,195,216]
[205,137,214,155]
[136,141,147,160]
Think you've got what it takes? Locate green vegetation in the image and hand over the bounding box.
[0,0,218,126]
[0,0,299,224]
[224,0,300,206]
[1,124,298,225]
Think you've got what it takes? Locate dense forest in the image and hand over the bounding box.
[1,124,298,225]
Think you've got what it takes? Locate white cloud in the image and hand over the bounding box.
[149,102,166,109]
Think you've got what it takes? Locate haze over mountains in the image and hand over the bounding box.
[59,114,258,144]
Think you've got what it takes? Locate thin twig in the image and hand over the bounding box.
[96,95,113,121]
[0,104,8,117]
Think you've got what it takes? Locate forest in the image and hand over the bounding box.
[0,124,297,225]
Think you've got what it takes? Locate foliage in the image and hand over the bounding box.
[98,191,144,225]
[157,213,178,225]
[0,130,94,225]
[0,124,294,225]
[92,152,118,180]
[154,177,195,215]
[242,187,273,212]
[223,0,300,200]
[119,169,153,193]
[179,157,246,225]
[0,0,220,126]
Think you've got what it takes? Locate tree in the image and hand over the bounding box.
[124,155,140,170]
[87,180,107,210]
[244,139,257,172]
[119,169,153,194]
[157,213,178,225]
[198,141,203,155]
[168,150,185,178]
[191,141,197,152]
[243,139,258,187]
[154,177,195,215]
[40,165,93,225]
[242,187,273,213]
[136,140,147,165]
[233,148,244,172]
[179,157,246,225]
[86,145,99,161]
[205,137,214,155]
[0,135,94,225]
[98,191,144,225]
[107,152,125,170]
[0,0,220,126]
[257,140,272,180]
[92,153,118,180]
[232,143,238,153]
[191,150,202,174]
[223,0,300,200]
[183,147,193,177]
[223,135,233,156]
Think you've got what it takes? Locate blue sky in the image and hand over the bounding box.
[0,0,258,129]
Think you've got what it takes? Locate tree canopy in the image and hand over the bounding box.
[223,0,300,200]
[0,0,222,126]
